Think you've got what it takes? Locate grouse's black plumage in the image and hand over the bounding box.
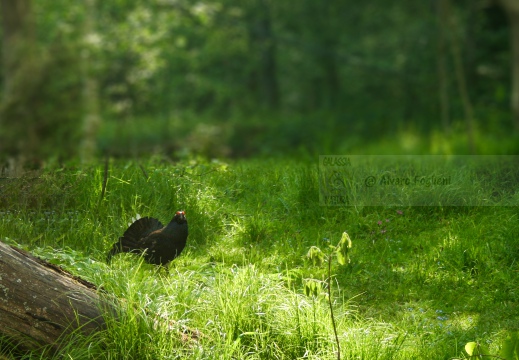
[107,211,188,266]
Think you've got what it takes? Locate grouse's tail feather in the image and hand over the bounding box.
[122,217,163,241]
[106,242,122,262]
[107,217,163,262]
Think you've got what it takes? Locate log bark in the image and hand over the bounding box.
[0,241,109,353]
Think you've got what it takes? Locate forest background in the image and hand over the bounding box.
[1,0,519,165]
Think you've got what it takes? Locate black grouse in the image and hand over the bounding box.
[107,211,188,266]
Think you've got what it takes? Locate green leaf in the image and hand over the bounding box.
[500,331,519,360]
[336,232,352,266]
[465,342,476,356]
[304,279,321,297]
[306,246,325,266]
[465,341,489,356]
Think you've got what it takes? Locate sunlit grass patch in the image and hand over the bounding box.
[0,157,518,359]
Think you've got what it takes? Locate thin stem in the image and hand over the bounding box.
[99,157,109,203]
[328,253,340,360]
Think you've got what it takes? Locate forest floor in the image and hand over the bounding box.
[1,156,518,359]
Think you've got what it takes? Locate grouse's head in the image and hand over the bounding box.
[174,210,187,224]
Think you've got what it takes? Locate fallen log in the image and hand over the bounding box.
[0,241,109,354]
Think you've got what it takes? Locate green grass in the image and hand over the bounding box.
[1,157,518,359]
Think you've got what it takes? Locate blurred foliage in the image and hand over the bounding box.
[0,0,517,162]
[0,0,84,164]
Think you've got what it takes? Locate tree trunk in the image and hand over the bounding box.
[444,0,476,154]
[0,0,39,171]
[0,241,109,354]
[499,0,519,131]
[320,1,341,109]
[436,0,451,133]
[80,0,101,163]
[248,0,280,110]
[0,0,34,96]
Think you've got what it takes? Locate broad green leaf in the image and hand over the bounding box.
[465,342,476,356]
[336,232,352,265]
[304,279,321,297]
[478,344,490,355]
[500,331,519,360]
[465,341,489,356]
[306,246,325,266]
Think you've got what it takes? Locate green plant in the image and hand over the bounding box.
[306,231,352,360]
[453,332,519,360]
